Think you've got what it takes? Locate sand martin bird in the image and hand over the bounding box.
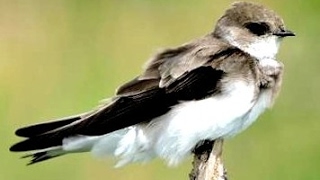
[10,2,294,167]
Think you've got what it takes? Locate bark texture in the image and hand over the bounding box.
[189,139,227,180]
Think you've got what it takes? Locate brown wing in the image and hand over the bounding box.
[10,35,239,152]
[117,35,233,95]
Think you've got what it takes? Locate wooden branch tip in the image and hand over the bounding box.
[189,139,227,180]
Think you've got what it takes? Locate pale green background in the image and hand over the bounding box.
[1,0,319,180]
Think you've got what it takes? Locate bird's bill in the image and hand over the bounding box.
[273,29,295,37]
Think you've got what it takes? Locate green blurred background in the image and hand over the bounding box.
[1,0,319,179]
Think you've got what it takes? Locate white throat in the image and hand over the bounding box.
[225,34,281,60]
[243,36,281,60]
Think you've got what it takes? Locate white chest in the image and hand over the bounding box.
[223,89,273,138]
[146,80,270,165]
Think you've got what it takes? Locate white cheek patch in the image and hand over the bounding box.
[246,36,281,60]
[224,32,281,60]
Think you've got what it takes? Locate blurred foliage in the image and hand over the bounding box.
[1,0,320,180]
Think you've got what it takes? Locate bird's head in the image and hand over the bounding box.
[213,2,295,60]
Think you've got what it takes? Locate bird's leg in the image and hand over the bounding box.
[189,138,227,180]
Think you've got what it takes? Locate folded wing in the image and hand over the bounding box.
[10,66,224,152]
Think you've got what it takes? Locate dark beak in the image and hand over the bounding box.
[273,29,295,37]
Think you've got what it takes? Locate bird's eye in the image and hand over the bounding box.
[244,22,270,36]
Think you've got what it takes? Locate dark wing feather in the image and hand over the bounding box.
[10,66,223,152]
[116,78,159,96]
[166,66,224,100]
[78,66,224,135]
[15,115,82,137]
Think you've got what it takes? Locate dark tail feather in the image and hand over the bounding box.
[21,147,66,165]
[15,115,81,138]
[11,116,85,164]
[10,115,85,152]
[10,134,64,152]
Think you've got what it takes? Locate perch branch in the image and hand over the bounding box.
[189,138,227,180]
